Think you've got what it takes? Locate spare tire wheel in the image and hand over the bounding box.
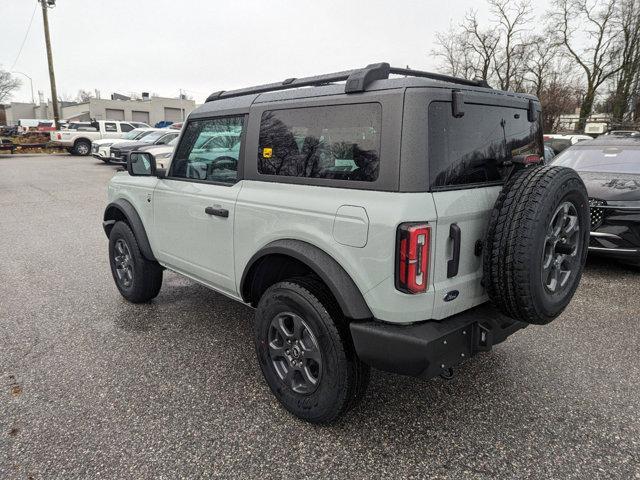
[483,165,589,325]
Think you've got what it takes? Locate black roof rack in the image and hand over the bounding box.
[205,63,490,102]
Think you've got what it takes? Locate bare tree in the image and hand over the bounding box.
[0,69,21,103]
[548,0,622,131]
[76,89,95,103]
[611,0,640,123]
[432,0,533,89]
[433,25,478,79]
[460,10,500,83]
[490,0,533,91]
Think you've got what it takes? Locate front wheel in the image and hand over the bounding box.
[108,221,163,303]
[254,277,369,424]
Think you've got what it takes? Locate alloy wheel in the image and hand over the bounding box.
[114,239,134,288]
[542,201,580,294]
[268,312,322,394]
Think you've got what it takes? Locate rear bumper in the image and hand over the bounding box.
[350,303,525,379]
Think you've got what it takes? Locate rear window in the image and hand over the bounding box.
[258,103,381,182]
[552,146,640,174]
[428,102,542,189]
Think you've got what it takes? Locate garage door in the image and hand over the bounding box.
[105,109,125,121]
[164,107,182,123]
[132,110,150,124]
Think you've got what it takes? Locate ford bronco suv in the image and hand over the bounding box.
[103,63,589,423]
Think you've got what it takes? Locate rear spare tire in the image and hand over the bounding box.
[483,165,589,325]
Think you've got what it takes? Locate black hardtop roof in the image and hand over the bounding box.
[191,62,538,117]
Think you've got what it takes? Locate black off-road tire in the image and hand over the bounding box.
[254,276,370,424]
[108,221,163,303]
[73,139,91,156]
[483,165,589,324]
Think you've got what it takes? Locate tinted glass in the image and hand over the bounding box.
[552,146,640,174]
[171,116,244,184]
[428,102,542,188]
[120,123,134,132]
[105,122,117,132]
[258,104,381,182]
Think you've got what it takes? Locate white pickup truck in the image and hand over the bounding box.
[49,120,149,156]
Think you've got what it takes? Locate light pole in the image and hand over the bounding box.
[12,71,35,104]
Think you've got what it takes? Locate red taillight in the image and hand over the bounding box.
[396,223,430,294]
[57,133,61,140]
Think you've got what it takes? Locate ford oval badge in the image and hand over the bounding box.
[444,290,459,302]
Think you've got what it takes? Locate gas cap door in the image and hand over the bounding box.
[333,205,369,248]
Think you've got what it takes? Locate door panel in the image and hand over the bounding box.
[153,179,242,295]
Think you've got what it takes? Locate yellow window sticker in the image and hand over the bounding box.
[263,147,273,158]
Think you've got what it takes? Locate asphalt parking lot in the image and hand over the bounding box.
[1,154,639,479]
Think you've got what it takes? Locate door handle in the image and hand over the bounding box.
[447,223,461,278]
[205,206,229,218]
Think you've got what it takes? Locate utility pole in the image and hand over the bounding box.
[40,0,60,126]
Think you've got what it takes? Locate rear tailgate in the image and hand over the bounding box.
[427,94,543,319]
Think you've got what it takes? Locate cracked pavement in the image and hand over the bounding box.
[1,155,639,479]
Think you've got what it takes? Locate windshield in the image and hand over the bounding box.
[141,131,165,143]
[122,129,144,140]
[552,146,640,174]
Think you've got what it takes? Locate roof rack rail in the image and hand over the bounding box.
[205,63,489,102]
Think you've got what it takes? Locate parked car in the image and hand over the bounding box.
[91,128,157,162]
[49,120,140,155]
[544,134,593,154]
[601,130,640,137]
[552,136,640,267]
[135,137,178,169]
[108,130,180,164]
[103,63,588,423]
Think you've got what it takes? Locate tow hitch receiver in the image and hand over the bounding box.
[350,304,525,379]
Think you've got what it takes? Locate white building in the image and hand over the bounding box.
[61,95,196,125]
[1,94,196,127]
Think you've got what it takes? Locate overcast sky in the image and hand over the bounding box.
[1,0,552,104]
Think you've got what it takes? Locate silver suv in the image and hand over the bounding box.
[103,63,589,423]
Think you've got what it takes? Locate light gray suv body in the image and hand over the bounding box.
[103,64,589,423]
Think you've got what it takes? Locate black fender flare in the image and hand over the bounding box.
[103,199,157,262]
[240,239,373,320]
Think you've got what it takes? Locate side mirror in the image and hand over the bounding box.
[128,152,156,176]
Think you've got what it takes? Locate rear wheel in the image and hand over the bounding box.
[483,166,589,324]
[73,139,91,156]
[254,277,369,423]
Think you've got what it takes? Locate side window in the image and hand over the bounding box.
[120,123,134,132]
[171,116,244,184]
[105,122,117,132]
[258,103,381,182]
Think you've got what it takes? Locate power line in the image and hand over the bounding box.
[10,2,38,71]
